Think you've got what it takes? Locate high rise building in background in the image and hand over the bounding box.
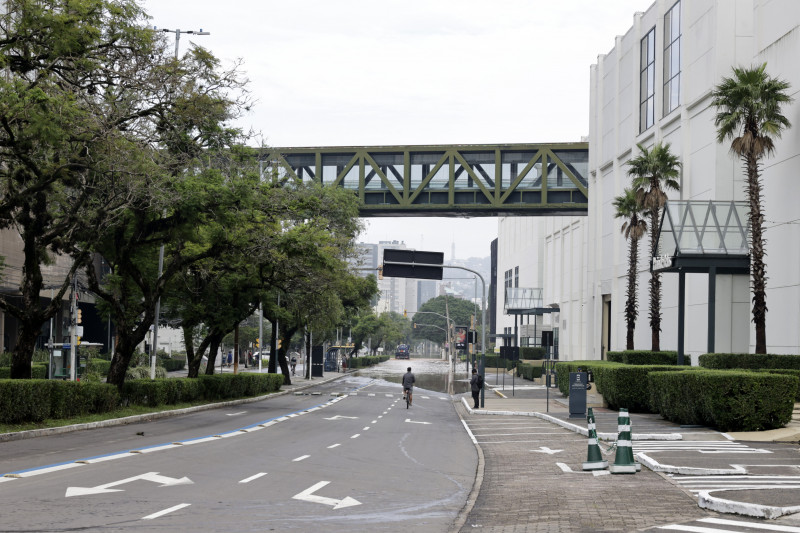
[496,0,800,361]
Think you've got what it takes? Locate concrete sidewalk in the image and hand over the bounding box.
[454,381,800,526]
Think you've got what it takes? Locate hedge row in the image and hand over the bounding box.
[699,353,800,370]
[347,355,390,369]
[607,350,687,365]
[0,364,48,379]
[552,360,798,431]
[0,373,285,424]
[516,362,543,380]
[648,370,796,431]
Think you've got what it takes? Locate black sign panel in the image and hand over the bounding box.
[499,346,520,360]
[382,249,444,280]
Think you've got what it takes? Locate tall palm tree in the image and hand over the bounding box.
[627,142,681,351]
[613,188,648,350]
[711,63,792,354]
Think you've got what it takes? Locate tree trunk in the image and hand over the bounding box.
[106,336,137,389]
[268,319,278,374]
[625,237,639,350]
[746,155,768,354]
[649,208,662,351]
[205,332,223,374]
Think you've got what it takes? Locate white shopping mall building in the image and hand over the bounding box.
[495,0,800,363]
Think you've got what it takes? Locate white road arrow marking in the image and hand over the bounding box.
[532,447,563,455]
[66,472,193,497]
[405,419,432,425]
[292,481,361,510]
[324,415,359,420]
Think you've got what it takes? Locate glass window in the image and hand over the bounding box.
[640,27,656,132]
[663,1,681,116]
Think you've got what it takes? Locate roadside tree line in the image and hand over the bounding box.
[0,0,378,387]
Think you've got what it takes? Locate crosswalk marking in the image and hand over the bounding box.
[657,516,800,531]
[634,441,770,454]
[670,473,800,493]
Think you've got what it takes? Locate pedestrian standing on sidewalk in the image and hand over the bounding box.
[470,368,483,408]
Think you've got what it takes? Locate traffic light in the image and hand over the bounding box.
[377,265,383,280]
[76,336,81,346]
[278,339,282,349]
[403,309,407,318]
[413,322,417,329]
[76,308,82,324]
[255,338,260,348]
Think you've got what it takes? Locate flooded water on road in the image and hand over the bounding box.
[353,358,472,395]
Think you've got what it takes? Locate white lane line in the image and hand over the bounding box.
[239,473,267,484]
[363,427,370,431]
[327,444,341,449]
[142,503,191,520]
[226,411,247,416]
[556,463,573,473]
[7,463,83,478]
[293,455,310,462]
[368,393,375,396]
[421,396,429,399]
[371,420,378,424]
[351,434,360,439]
[385,394,393,397]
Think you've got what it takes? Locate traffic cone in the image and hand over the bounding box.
[609,408,637,474]
[582,407,608,471]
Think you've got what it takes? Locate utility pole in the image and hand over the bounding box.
[69,275,78,381]
[150,26,210,380]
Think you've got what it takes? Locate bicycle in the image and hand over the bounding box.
[404,388,412,409]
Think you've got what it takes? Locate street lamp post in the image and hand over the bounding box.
[150,26,210,380]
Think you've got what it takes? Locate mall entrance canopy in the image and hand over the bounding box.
[504,287,559,352]
[652,200,750,364]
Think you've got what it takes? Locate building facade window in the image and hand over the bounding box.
[663,1,681,116]
[639,26,656,132]
[514,266,519,288]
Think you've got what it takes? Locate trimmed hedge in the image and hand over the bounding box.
[347,355,389,369]
[0,364,48,379]
[648,370,797,431]
[699,353,800,370]
[160,356,186,372]
[607,350,686,365]
[0,372,285,423]
[520,347,546,359]
[516,362,543,381]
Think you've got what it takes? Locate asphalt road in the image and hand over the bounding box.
[0,376,476,532]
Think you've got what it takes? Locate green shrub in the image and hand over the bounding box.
[0,363,48,379]
[48,381,120,419]
[699,353,800,370]
[648,370,797,431]
[520,347,546,359]
[347,355,389,368]
[87,359,111,376]
[516,362,543,380]
[607,350,685,365]
[0,379,51,423]
[160,358,186,372]
[753,369,800,401]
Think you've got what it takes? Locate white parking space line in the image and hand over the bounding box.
[293,455,310,462]
[327,444,341,449]
[239,473,267,484]
[142,503,191,520]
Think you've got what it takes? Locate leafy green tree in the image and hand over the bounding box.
[712,64,792,354]
[0,0,162,378]
[627,143,681,351]
[613,188,647,350]
[412,295,475,345]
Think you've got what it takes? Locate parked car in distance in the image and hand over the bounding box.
[395,344,410,359]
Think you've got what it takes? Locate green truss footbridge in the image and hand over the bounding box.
[261,143,588,217]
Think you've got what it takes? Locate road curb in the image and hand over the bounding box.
[698,488,800,519]
[0,373,347,443]
[450,401,485,533]
[459,397,682,441]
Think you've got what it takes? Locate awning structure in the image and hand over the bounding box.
[504,287,559,316]
[652,201,750,363]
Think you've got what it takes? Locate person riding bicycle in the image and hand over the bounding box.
[402,366,415,406]
[290,354,297,376]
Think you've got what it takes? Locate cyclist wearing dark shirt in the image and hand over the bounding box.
[402,367,415,406]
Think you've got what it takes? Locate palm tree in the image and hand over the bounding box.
[711,63,792,354]
[613,188,648,350]
[627,142,681,351]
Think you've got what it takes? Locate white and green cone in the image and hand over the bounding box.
[610,408,637,474]
[582,407,608,471]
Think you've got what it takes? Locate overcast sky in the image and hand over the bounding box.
[142,0,654,259]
